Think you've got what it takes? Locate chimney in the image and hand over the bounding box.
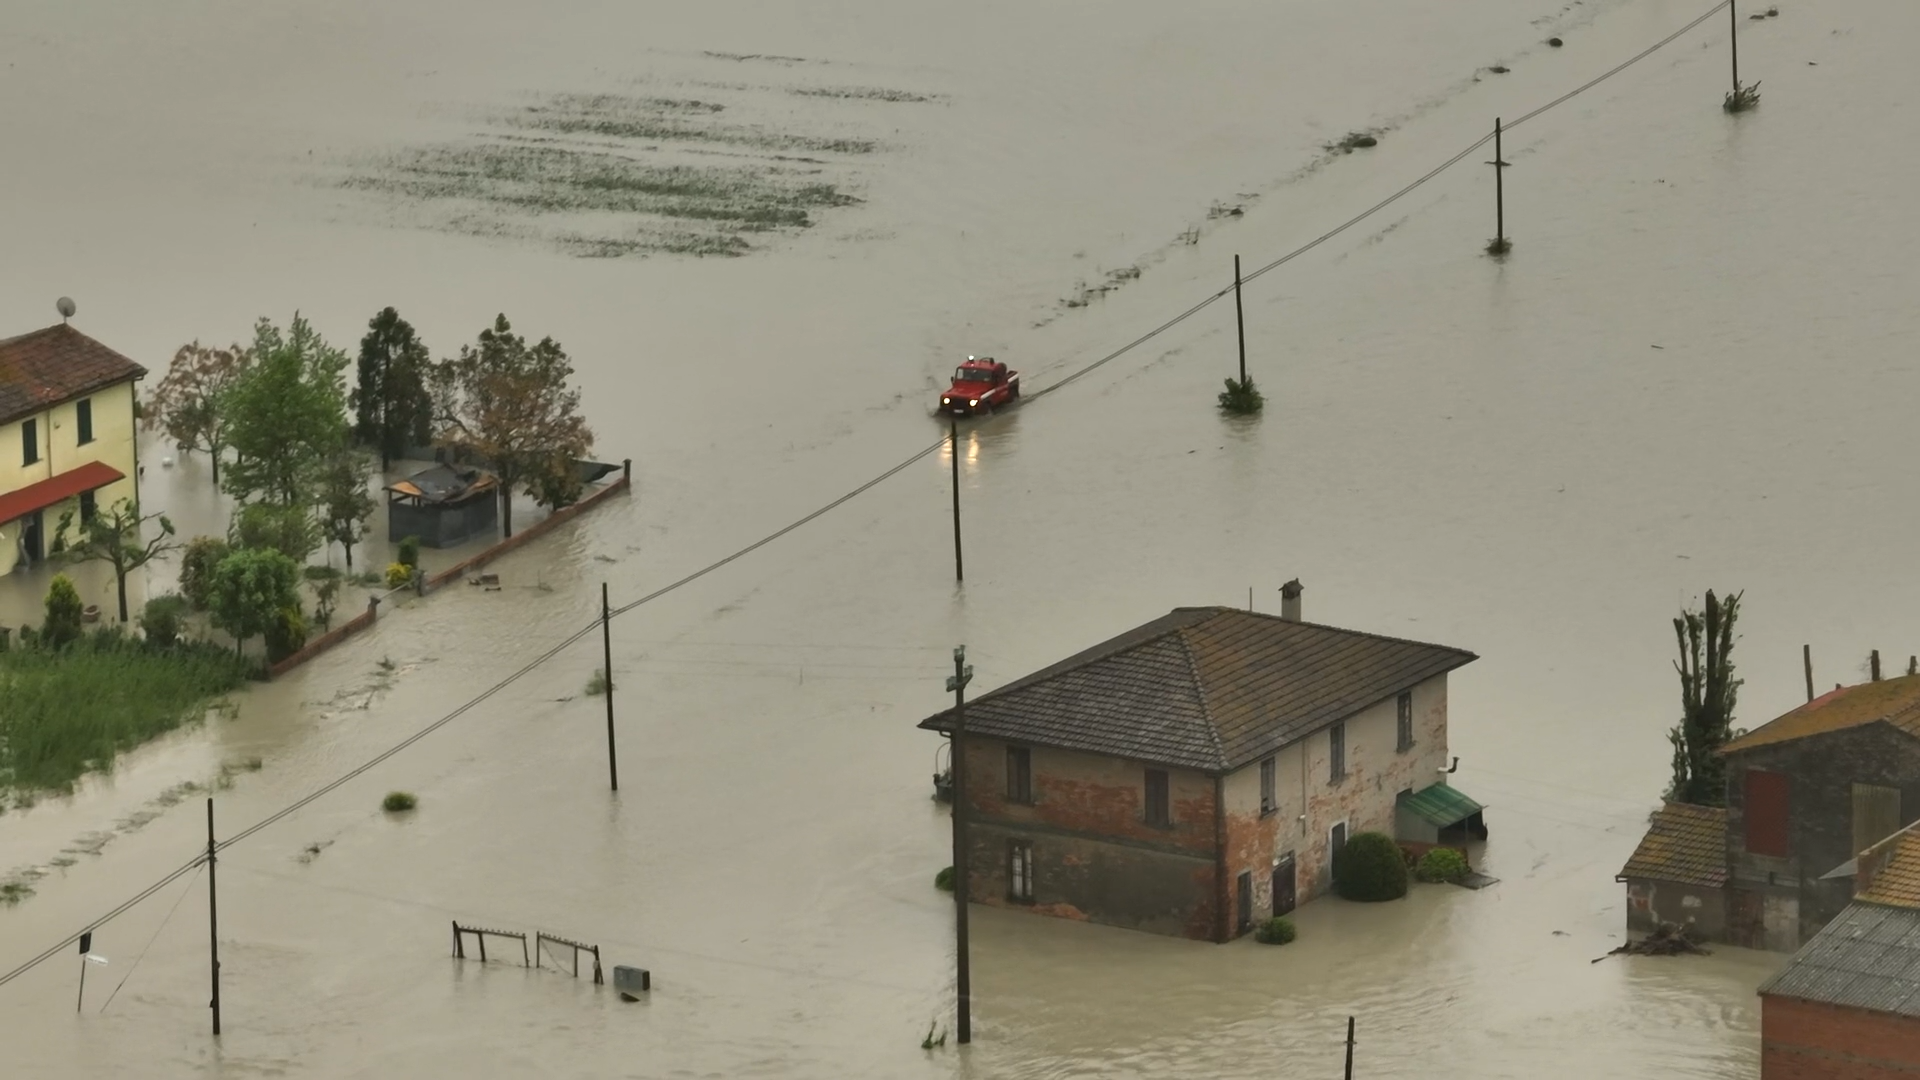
[1279,579,1303,622]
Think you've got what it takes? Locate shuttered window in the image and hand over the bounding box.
[1144,769,1171,827]
[1006,746,1032,804]
[1854,783,1902,858]
[1744,769,1791,858]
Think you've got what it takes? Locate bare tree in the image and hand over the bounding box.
[53,498,182,623]
[144,342,252,484]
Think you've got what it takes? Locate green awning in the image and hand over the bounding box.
[1399,783,1485,828]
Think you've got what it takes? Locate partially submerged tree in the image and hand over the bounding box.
[318,450,378,569]
[228,503,322,564]
[352,307,435,472]
[43,574,85,648]
[144,342,251,484]
[221,314,351,508]
[433,314,594,537]
[207,547,302,657]
[1667,590,1743,807]
[53,498,182,623]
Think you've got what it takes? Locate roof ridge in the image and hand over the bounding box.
[1173,626,1227,766]
[1173,605,1478,660]
[960,612,1206,710]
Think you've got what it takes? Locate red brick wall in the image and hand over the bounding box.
[960,737,1216,855]
[1762,995,1920,1079]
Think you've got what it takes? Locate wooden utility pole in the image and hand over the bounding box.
[1872,649,1882,682]
[1803,644,1814,702]
[947,646,974,1044]
[602,583,618,792]
[1730,0,1740,95]
[949,417,964,584]
[206,798,221,1037]
[1344,1016,1356,1079]
[1232,255,1247,385]
[76,931,93,1013]
[1487,118,1512,253]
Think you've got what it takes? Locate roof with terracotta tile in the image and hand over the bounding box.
[1721,674,1920,754]
[1859,823,1920,909]
[917,607,1477,772]
[0,324,147,427]
[1617,803,1729,888]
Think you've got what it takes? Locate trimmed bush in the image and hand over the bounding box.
[382,791,417,812]
[1416,848,1470,884]
[1335,831,1410,902]
[384,562,413,590]
[1217,376,1265,416]
[43,575,84,648]
[142,594,191,649]
[264,605,308,663]
[179,537,230,611]
[934,866,955,892]
[397,535,420,569]
[1254,916,1297,945]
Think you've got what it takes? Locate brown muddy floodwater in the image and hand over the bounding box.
[3,0,1916,1076]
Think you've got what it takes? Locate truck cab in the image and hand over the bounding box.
[940,356,1020,416]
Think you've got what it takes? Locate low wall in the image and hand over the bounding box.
[268,461,632,679]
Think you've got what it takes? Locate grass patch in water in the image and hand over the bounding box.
[0,632,254,795]
[510,93,879,155]
[383,791,418,813]
[791,85,940,103]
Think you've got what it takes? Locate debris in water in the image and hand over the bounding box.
[1548,37,1563,47]
[1591,922,1710,962]
[1488,65,1511,74]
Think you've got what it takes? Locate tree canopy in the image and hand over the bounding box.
[433,314,594,537]
[319,450,378,569]
[221,314,350,508]
[144,342,252,484]
[207,547,302,657]
[1667,590,1743,807]
[53,498,181,623]
[352,307,435,471]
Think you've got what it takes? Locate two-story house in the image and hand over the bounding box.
[1617,674,1920,952]
[0,323,147,577]
[917,588,1484,942]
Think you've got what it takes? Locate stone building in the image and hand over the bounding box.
[917,589,1483,942]
[1758,820,1920,1078]
[1617,802,1729,939]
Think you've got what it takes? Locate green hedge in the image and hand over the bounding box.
[1335,831,1410,902]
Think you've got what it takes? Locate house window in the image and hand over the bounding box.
[76,398,94,445]
[1236,871,1253,934]
[1329,821,1348,874]
[1396,692,1414,753]
[1144,769,1171,827]
[1329,722,1346,781]
[22,417,39,465]
[1008,840,1034,903]
[79,491,97,524]
[1744,769,1791,858]
[1259,756,1277,815]
[1854,783,1902,858]
[1006,745,1032,805]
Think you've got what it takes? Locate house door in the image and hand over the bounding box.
[1728,889,1764,949]
[1272,854,1297,916]
[20,511,44,564]
[1236,872,1253,934]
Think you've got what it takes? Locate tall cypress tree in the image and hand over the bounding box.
[352,308,434,472]
[1667,590,1743,806]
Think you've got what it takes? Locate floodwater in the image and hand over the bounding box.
[2,0,1913,1075]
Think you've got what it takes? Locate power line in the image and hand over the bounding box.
[0,1,1733,993]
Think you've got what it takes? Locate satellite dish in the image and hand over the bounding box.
[56,297,76,322]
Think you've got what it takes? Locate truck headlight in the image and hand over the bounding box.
[969,399,979,407]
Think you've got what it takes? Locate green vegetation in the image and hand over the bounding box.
[934,866,955,892]
[1218,376,1265,416]
[42,575,84,649]
[1724,82,1761,113]
[1486,237,1513,256]
[0,631,252,794]
[396,535,420,569]
[509,93,879,155]
[586,668,610,696]
[141,594,191,649]
[385,562,414,590]
[179,536,231,611]
[264,605,309,664]
[1667,590,1743,806]
[143,341,252,485]
[229,502,322,563]
[921,1022,948,1050]
[207,548,304,656]
[319,451,378,570]
[1334,832,1411,902]
[1253,916,1297,945]
[352,307,435,471]
[219,314,351,508]
[1415,848,1470,884]
[53,498,182,623]
[791,85,939,103]
[382,791,418,812]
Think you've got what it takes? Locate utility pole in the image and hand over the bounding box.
[949,417,964,584]
[947,646,974,1044]
[206,798,221,1037]
[1730,0,1740,95]
[1486,118,1511,254]
[1344,1016,1356,1079]
[602,582,618,792]
[76,931,93,1013]
[1803,644,1814,703]
[1232,255,1247,385]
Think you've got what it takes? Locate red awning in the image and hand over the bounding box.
[0,460,126,525]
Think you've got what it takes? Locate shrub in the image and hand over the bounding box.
[1218,376,1264,416]
[179,537,230,611]
[384,562,413,590]
[1254,916,1297,945]
[43,575,84,648]
[397,535,420,569]
[1335,832,1410,902]
[586,668,609,695]
[264,605,308,663]
[934,866,955,892]
[142,594,191,649]
[1416,848,1470,884]
[382,791,417,812]
[229,503,321,562]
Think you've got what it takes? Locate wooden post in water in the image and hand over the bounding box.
[206,799,221,1037]
[1872,649,1882,682]
[947,646,975,1044]
[1344,1016,1356,1079]
[1909,656,1916,677]
[1803,644,1814,702]
[1730,0,1740,95]
[1232,255,1247,385]
[949,417,964,584]
[602,583,618,792]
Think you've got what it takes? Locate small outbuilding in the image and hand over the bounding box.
[1616,802,1729,939]
[384,464,498,549]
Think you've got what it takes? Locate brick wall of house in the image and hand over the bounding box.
[1624,878,1727,938]
[1221,674,1452,932]
[959,736,1220,939]
[1726,727,1920,949]
[1762,995,1920,1079]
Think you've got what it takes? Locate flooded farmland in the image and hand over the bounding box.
[4,0,1918,1076]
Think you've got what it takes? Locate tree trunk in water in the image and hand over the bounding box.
[501,487,514,538]
[116,572,130,624]
[344,541,354,570]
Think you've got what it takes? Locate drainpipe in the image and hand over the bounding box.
[1213,774,1228,943]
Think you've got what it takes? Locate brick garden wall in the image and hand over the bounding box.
[1762,995,1920,1079]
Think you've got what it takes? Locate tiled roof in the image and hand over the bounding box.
[1722,674,1920,753]
[0,324,147,427]
[1860,822,1920,909]
[917,607,1477,772]
[1759,902,1920,1017]
[1617,803,1728,888]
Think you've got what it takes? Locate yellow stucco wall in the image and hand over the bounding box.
[0,380,141,576]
